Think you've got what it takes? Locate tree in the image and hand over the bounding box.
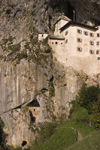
[76,83,100,114]
[76,82,87,106]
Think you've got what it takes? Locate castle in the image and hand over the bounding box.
[39,14,100,75]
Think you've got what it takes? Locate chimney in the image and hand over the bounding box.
[62,13,64,19]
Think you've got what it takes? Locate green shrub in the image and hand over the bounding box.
[24,42,31,50]
[44,122,56,138]
[76,83,100,114]
[76,82,87,106]
[0,55,3,59]
[22,106,28,112]
[16,51,28,61]
[42,37,48,46]
[30,10,35,16]
[68,101,77,119]
[8,43,20,52]
[54,7,58,13]
[0,118,6,148]
[32,122,56,149]
[76,82,100,128]
[9,146,30,150]
[92,95,100,128]
[49,87,55,97]
[51,26,55,32]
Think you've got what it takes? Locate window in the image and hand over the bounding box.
[97,33,100,37]
[84,31,88,36]
[77,38,82,42]
[65,39,68,43]
[96,50,99,54]
[97,42,99,45]
[90,33,94,37]
[77,29,82,34]
[55,42,58,44]
[97,57,100,60]
[90,41,94,45]
[90,50,94,54]
[77,47,82,52]
[65,31,68,35]
[52,42,54,44]
[42,35,43,37]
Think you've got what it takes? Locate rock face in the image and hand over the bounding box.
[0,0,100,147]
[49,0,100,25]
[1,0,100,36]
[0,59,52,114]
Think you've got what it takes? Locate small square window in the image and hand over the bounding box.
[42,35,43,37]
[97,42,99,45]
[90,41,94,45]
[90,50,94,54]
[97,33,100,37]
[96,50,99,54]
[84,31,88,36]
[55,42,58,44]
[77,38,82,42]
[65,31,68,35]
[52,42,54,44]
[90,33,94,37]
[65,39,68,43]
[77,47,82,52]
[97,57,100,60]
[77,29,82,34]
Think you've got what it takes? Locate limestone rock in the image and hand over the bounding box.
[1,0,100,147]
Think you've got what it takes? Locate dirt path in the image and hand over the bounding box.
[77,130,82,141]
[57,127,83,141]
[72,128,82,141]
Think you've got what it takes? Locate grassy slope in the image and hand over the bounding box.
[67,130,100,150]
[31,104,100,150]
[33,128,75,150]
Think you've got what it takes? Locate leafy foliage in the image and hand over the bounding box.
[49,80,55,97]
[32,122,56,149]
[92,95,100,128]
[76,83,100,114]
[0,118,6,148]
[76,82,100,128]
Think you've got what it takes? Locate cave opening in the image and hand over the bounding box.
[22,141,27,147]
[29,111,36,123]
[67,2,74,20]
[28,100,40,107]
[49,76,54,82]
[62,1,76,21]
[49,15,52,29]
[6,9,11,14]
[41,88,48,93]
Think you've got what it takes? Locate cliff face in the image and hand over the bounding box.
[49,0,100,25]
[1,0,100,36]
[0,0,100,148]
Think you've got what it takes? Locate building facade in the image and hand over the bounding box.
[48,16,100,75]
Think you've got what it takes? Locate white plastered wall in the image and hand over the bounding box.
[38,34,48,41]
[54,20,68,36]
[49,25,100,75]
[48,39,66,65]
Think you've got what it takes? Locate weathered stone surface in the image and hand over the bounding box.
[0,59,51,114]
[0,58,52,147]
[1,0,100,147]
